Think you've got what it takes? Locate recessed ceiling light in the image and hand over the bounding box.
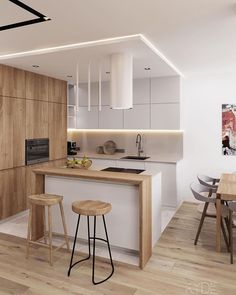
[32,65,39,68]
[67,75,72,78]
[144,67,151,71]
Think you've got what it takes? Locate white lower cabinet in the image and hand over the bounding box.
[145,162,177,207]
[90,158,177,208]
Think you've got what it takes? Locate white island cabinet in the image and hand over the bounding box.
[45,167,161,251]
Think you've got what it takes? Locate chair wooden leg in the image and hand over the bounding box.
[194,202,209,245]
[59,201,70,251]
[221,218,230,252]
[26,204,32,259]
[229,210,233,264]
[48,206,53,266]
[43,206,47,244]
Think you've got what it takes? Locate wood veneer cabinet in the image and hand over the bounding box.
[49,102,67,160]
[48,77,67,104]
[0,167,26,219]
[0,96,25,170]
[0,64,25,98]
[26,72,48,101]
[26,100,49,139]
[0,64,67,221]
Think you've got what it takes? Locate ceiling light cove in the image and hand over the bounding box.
[0,34,183,77]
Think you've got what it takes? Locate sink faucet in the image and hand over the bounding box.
[136,133,143,157]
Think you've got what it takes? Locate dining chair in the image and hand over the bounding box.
[228,202,236,263]
[190,182,229,249]
[197,174,220,188]
[197,174,229,229]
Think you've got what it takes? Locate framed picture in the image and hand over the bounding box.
[222,104,236,155]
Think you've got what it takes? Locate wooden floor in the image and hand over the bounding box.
[1,202,236,295]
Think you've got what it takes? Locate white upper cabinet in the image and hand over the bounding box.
[99,106,123,129]
[151,103,180,129]
[76,106,98,129]
[124,104,150,129]
[79,82,99,106]
[100,81,110,106]
[151,76,180,103]
[133,78,150,104]
[68,76,181,130]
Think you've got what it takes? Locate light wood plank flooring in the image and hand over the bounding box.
[0,202,236,295]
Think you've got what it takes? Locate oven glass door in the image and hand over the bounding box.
[26,138,49,165]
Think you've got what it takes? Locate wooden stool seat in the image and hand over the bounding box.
[28,194,63,206]
[72,200,112,216]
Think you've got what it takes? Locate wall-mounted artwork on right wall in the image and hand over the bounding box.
[222,104,236,155]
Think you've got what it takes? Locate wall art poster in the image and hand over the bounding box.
[222,104,236,155]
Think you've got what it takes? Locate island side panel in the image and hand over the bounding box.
[139,177,152,269]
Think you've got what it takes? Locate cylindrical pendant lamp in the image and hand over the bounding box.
[110,53,133,109]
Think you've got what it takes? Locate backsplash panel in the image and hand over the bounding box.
[67,130,183,159]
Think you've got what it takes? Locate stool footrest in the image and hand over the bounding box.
[28,240,67,252]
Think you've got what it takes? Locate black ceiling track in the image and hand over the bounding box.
[0,0,51,31]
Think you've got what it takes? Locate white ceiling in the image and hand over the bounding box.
[1,0,236,76]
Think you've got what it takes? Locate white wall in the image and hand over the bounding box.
[180,73,236,201]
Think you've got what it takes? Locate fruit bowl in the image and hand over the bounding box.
[74,159,92,169]
[66,156,92,169]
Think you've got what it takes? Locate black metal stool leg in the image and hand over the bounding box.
[87,216,91,258]
[92,215,114,285]
[68,214,80,276]
[92,216,97,284]
[229,210,234,264]
[68,215,92,276]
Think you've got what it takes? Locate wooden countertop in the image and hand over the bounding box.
[33,167,151,185]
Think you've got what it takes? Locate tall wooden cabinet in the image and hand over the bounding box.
[26,100,49,139]
[0,96,26,170]
[49,102,67,160]
[25,72,48,101]
[0,167,26,220]
[0,65,67,221]
[0,64,25,98]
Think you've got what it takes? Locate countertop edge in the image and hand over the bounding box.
[33,167,152,185]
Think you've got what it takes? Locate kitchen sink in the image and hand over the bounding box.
[120,156,150,160]
[101,167,145,174]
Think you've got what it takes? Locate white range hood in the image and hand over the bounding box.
[110,53,133,109]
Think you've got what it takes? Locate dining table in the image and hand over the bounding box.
[216,173,236,252]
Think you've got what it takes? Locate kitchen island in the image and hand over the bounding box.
[32,166,161,268]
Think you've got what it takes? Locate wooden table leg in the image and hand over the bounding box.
[216,197,222,252]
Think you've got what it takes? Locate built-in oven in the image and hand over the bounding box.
[25,138,49,165]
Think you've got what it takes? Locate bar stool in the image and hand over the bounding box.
[26,194,70,266]
[67,200,114,285]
